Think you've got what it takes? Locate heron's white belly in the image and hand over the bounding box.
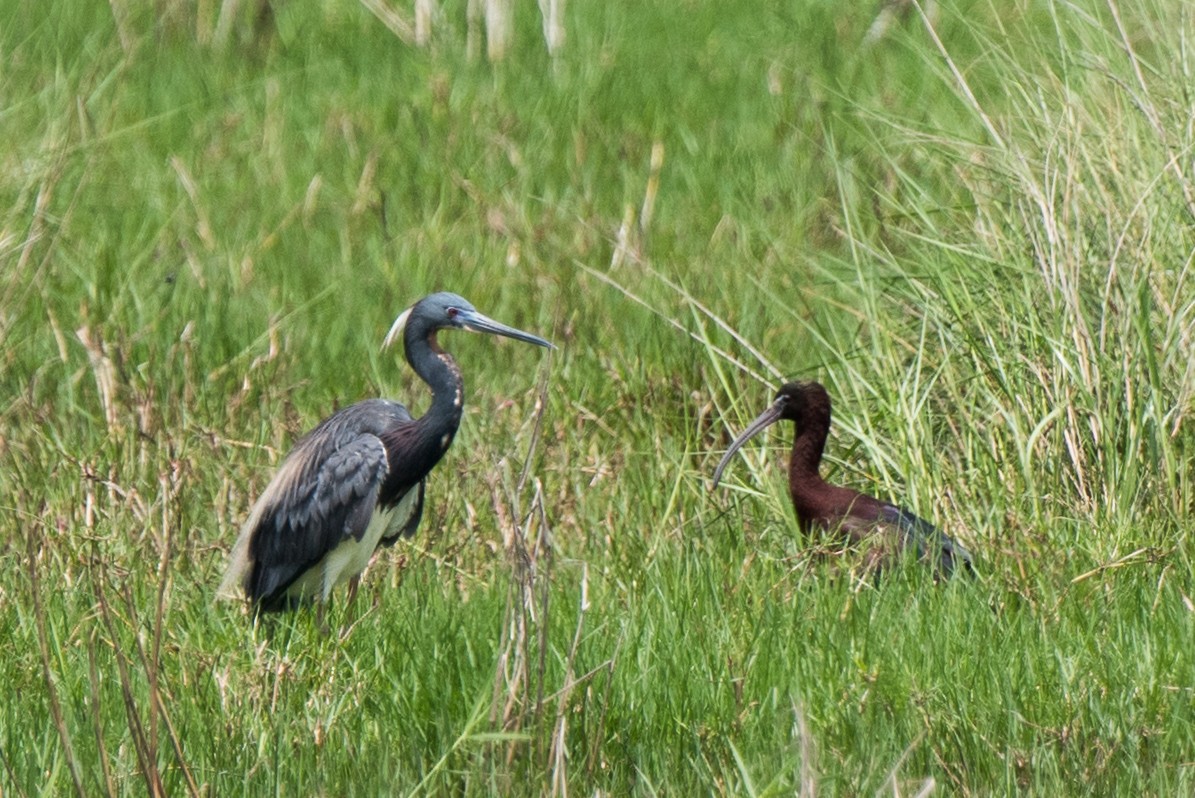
[323,506,396,592]
[283,488,420,604]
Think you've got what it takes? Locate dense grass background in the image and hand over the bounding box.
[3,0,1193,794]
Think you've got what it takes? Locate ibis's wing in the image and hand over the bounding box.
[876,504,975,578]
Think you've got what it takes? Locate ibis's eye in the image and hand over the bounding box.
[446,307,459,319]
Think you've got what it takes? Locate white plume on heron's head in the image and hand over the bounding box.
[382,305,414,350]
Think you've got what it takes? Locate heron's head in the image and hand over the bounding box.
[711,381,831,488]
[383,292,554,351]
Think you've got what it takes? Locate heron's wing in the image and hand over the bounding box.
[219,399,427,607]
[876,504,974,578]
[221,429,391,606]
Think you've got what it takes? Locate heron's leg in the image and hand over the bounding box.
[336,574,363,641]
[316,563,333,636]
[316,599,330,636]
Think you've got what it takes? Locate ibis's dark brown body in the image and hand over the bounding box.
[714,381,973,577]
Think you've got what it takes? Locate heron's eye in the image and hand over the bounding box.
[446,307,459,319]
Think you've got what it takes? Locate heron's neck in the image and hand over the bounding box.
[407,336,465,439]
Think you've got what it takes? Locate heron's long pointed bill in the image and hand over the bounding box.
[711,399,787,488]
[458,309,555,349]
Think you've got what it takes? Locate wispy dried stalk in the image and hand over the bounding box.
[92,568,166,798]
[466,0,482,60]
[792,700,817,798]
[489,366,555,768]
[639,141,664,238]
[106,0,132,52]
[415,0,435,46]
[358,0,416,44]
[537,0,565,55]
[170,156,215,250]
[548,563,588,798]
[485,0,512,61]
[610,140,665,268]
[128,467,201,796]
[85,629,119,797]
[75,324,120,434]
[26,523,87,798]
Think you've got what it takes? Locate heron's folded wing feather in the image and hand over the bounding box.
[240,432,390,604]
[218,399,419,606]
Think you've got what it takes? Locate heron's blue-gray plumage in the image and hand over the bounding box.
[225,399,429,611]
[219,292,554,615]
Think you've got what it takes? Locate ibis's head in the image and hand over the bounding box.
[711,381,831,488]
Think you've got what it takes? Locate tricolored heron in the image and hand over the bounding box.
[712,381,973,577]
[219,292,553,616]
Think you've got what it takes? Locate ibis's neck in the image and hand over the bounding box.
[787,420,832,528]
[789,414,830,484]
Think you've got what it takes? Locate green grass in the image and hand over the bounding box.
[2,0,1194,794]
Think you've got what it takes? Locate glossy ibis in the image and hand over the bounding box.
[219,292,554,616]
[712,381,973,577]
